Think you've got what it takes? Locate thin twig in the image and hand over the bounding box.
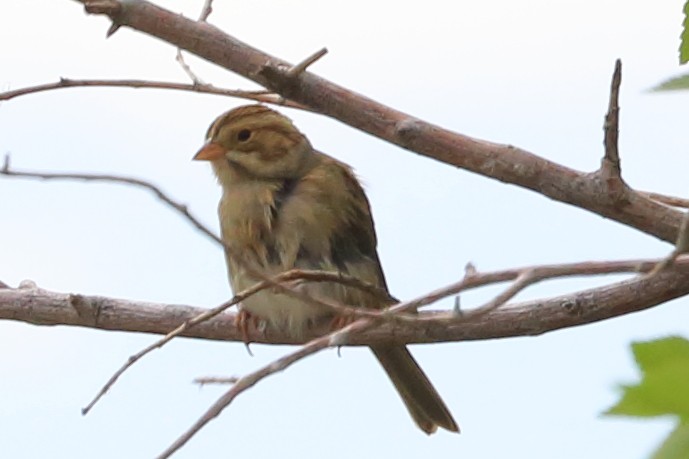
[1,156,222,245]
[176,50,205,86]
[648,211,689,275]
[176,0,214,86]
[156,328,341,459]
[462,271,535,319]
[80,268,397,415]
[0,78,307,109]
[197,0,213,21]
[193,376,238,386]
[287,47,328,77]
[81,299,236,415]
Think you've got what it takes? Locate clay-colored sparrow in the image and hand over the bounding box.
[194,104,458,434]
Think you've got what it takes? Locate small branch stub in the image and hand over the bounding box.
[82,0,123,37]
[82,0,121,15]
[287,47,328,78]
[601,59,623,179]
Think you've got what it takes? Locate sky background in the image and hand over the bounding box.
[1,1,689,458]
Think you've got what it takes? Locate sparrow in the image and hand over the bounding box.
[193,104,458,434]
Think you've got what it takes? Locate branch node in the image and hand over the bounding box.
[18,279,37,290]
[287,47,328,78]
[394,118,424,146]
[69,294,100,325]
[464,262,477,278]
[561,298,583,316]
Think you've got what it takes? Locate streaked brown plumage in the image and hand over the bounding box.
[194,104,458,434]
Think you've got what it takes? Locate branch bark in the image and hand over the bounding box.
[3,258,688,345]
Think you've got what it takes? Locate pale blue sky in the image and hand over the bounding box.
[1,1,688,458]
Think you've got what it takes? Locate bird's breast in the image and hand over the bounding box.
[218,180,331,335]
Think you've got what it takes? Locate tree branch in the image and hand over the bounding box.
[0,77,306,109]
[4,3,684,456]
[3,257,688,346]
[69,0,683,243]
[156,258,689,458]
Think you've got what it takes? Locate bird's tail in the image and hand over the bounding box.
[370,345,459,434]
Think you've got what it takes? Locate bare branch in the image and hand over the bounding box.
[156,329,338,459]
[175,50,205,85]
[0,78,306,109]
[462,271,536,319]
[193,376,238,386]
[3,256,689,345]
[1,156,223,246]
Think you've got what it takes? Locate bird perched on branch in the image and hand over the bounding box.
[193,104,458,434]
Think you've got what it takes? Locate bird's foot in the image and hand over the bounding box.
[329,313,356,331]
[235,308,262,356]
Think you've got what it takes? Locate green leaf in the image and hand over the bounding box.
[633,337,689,373]
[681,0,689,64]
[652,423,689,459]
[650,74,689,92]
[604,337,689,421]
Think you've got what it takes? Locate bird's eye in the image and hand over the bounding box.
[237,129,252,142]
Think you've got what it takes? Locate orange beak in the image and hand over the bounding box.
[193,142,225,161]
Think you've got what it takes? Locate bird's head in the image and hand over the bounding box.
[193,104,313,182]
